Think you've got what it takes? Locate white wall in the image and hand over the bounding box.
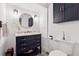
[4,3,47,55]
[47,3,79,55]
[0,4,6,24]
[0,3,6,56]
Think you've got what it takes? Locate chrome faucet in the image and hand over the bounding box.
[63,31,65,40]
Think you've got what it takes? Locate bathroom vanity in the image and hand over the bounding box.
[16,33,41,56]
[15,10,41,56]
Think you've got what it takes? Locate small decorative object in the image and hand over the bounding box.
[5,48,14,56]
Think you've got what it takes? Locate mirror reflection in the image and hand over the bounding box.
[19,13,33,28]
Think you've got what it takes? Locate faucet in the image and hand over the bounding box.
[63,31,65,40]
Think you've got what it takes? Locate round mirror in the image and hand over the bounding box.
[19,13,33,29]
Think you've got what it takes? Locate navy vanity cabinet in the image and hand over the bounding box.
[53,3,79,23]
[16,34,41,56]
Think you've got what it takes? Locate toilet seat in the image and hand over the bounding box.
[49,50,67,56]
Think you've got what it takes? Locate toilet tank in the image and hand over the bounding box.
[72,43,79,56]
[51,40,74,55]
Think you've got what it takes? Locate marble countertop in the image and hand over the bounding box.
[15,32,41,36]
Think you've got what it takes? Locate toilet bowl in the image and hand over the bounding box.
[49,50,67,56]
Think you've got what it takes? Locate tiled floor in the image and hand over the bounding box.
[37,52,49,56]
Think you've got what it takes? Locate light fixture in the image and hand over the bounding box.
[34,15,37,18]
[13,9,18,15]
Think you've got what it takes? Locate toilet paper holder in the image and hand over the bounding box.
[49,35,53,40]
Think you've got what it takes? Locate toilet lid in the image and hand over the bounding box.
[49,50,67,56]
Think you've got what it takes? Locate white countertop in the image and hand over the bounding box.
[15,32,41,36]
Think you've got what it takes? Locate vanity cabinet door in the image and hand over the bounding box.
[53,3,64,23]
[64,3,78,21]
[77,4,79,19]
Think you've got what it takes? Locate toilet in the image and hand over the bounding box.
[48,40,74,56]
[49,50,67,56]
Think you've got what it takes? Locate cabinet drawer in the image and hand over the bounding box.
[16,37,41,45]
[16,40,40,50]
[16,43,32,49]
[30,42,41,48]
[26,34,41,39]
[16,38,32,45]
[16,40,41,48]
[16,35,41,43]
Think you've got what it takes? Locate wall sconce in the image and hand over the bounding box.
[34,14,38,22]
[13,9,18,15]
[34,15,37,18]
